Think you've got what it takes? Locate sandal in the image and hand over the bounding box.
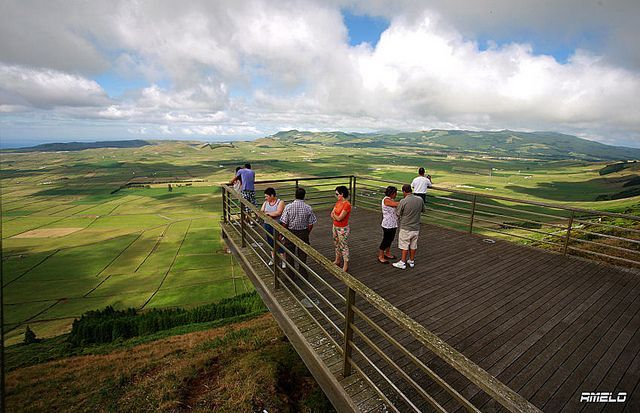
[384,254,397,260]
[377,258,390,264]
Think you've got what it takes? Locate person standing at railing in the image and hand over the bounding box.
[280,187,317,280]
[232,166,242,193]
[378,186,399,264]
[331,185,352,272]
[393,184,425,270]
[261,187,286,269]
[230,163,257,206]
[411,167,432,202]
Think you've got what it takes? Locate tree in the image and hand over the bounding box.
[24,326,39,344]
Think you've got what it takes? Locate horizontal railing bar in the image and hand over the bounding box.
[347,361,401,413]
[430,194,474,206]
[351,324,447,413]
[472,200,570,221]
[255,175,354,185]
[566,245,640,266]
[353,306,479,412]
[350,342,423,413]
[278,275,345,351]
[565,236,640,255]
[359,176,640,221]
[572,219,640,235]
[570,227,640,245]
[472,216,566,241]
[472,207,568,231]
[472,223,562,247]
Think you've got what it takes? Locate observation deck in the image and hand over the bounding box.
[220,176,640,412]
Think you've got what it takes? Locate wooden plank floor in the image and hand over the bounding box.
[305,206,640,412]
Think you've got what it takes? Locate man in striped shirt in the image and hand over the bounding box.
[280,187,317,279]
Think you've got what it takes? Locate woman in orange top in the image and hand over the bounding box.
[331,185,352,272]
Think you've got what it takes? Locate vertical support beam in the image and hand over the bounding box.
[348,176,353,205]
[240,204,247,248]
[563,211,575,255]
[221,186,227,224]
[469,195,477,234]
[342,286,356,377]
[352,176,357,207]
[273,227,280,289]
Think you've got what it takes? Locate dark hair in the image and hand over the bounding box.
[384,186,397,197]
[244,163,251,169]
[295,187,306,200]
[235,166,242,172]
[402,184,412,193]
[335,185,349,199]
[264,187,276,196]
[418,167,425,175]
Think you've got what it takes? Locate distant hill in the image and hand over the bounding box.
[7,140,152,152]
[268,130,640,161]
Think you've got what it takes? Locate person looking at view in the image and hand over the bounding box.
[331,185,352,272]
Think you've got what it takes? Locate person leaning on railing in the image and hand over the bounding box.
[280,187,317,280]
[331,185,352,272]
[411,167,432,202]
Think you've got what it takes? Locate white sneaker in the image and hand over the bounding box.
[392,261,406,270]
[407,260,415,268]
[281,261,286,269]
[267,260,274,266]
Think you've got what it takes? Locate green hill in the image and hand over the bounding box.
[7,139,152,152]
[269,129,640,161]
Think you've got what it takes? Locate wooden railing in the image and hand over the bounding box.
[355,176,640,268]
[221,179,542,412]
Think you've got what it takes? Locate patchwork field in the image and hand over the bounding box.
[2,138,639,345]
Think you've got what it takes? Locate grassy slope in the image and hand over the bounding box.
[6,313,334,413]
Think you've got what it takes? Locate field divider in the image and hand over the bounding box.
[83,231,145,298]
[140,219,193,309]
[2,249,60,288]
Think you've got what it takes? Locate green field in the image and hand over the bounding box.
[2,138,639,344]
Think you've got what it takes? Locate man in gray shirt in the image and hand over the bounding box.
[393,184,425,270]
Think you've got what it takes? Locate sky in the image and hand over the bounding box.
[1,0,640,148]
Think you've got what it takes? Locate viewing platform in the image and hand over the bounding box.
[220,176,640,412]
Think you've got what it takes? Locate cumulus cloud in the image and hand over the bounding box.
[1,0,639,145]
[0,64,110,110]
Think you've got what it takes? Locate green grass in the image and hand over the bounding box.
[2,137,638,344]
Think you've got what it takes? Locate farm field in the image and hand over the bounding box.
[2,137,640,344]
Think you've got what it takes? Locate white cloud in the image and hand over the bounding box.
[1,0,639,146]
[0,64,110,110]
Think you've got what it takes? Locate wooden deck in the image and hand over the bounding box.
[305,206,640,412]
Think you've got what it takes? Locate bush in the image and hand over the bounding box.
[23,326,39,344]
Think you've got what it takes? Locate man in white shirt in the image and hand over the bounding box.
[411,167,432,202]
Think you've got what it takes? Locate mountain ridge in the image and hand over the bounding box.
[267,129,640,161]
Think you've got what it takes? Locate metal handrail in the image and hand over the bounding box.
[360,176,640,222]
[357,176,639,266]
[221,182,542,412]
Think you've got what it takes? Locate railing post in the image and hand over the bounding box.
[240,204,247,248]
[352,176,357,207]
[469,195,477,234]
[349,176,353,205]
[342,286,356,377]
[222,186,228,224]
[273,227,280,289]
[295,179,299,192]
[563,211,575,255]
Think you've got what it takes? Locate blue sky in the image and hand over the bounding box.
[1,0,639,148]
